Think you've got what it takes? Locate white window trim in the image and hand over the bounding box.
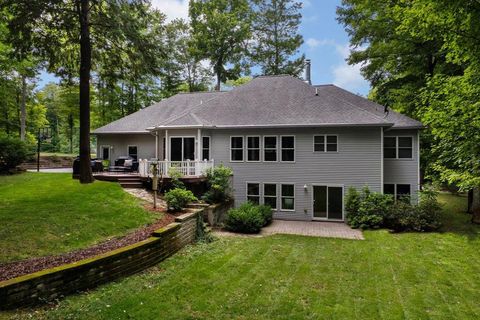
[169,136,196,161]
[263,135,278,162]
[263,182,278,211]
[384,183,412,201]
[384,135,414,160]
[100,145,111,161]
[202,136,211,161]
[280,183,295,212]
[313,134,339,153]
[246,135,261,162]
[246,181,261,204]
[311,184,345,221]
[280,135,295,163]
[127,145,138,159]
[230,136,244,162]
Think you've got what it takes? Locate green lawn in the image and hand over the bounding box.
[0,173,156,263]
[3,193,480,319]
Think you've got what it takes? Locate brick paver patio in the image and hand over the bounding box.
[260,220,364,240]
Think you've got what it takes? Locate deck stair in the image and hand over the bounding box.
[117,176,144,188]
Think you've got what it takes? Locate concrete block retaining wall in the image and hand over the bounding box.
[0,210,203,310]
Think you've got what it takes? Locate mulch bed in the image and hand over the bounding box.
[0,212,177,282]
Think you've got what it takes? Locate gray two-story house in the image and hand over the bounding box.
[93,75,423,222]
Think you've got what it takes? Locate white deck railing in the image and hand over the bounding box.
[138,159,214,178]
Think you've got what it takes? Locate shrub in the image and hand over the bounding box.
[345,187,361,217]
[168,167,185,189]
[258,204,273,226]
[225,202,265,233]
[346,186,393,229]
[0,134,31,173]
[164,188,197,212]
[202,165,233,204]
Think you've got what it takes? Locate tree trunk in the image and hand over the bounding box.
[78,0,94,183]
[467,189,473,214]
[472,187,480,224]
[20,75,27,141]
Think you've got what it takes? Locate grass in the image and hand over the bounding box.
[0,173,156,263]
[3,193,480,319]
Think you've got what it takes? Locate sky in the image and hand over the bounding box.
[38,0,370,96]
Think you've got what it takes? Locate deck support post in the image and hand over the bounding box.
[197,128,202,175]
[165,129,169,161]
[154,131,158,160]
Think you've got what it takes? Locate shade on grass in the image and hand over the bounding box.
[0,173,156,263]
[3,193,477,320]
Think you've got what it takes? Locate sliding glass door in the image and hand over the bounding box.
[313,185,344,221]
[170,137,195,161]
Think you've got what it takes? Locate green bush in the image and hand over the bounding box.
[0,134,31,173]
[346,185,442,232]
[225,202,266,233]
[202,165,233,204]
[168,167,185,189]
[258,204,273,226]
[164,188,197,212]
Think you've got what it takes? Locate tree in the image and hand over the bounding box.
[189,0,252,90]
[3,0,165,183]
[250,0,304,76]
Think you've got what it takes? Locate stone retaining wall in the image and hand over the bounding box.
[0,210,202,310]
[202,201,233,227]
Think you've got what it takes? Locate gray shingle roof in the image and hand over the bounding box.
[94,75,423,134]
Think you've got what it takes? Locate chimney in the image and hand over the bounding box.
[304,59,311,85]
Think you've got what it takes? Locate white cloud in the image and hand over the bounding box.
[305,38,333,49]
[151,0,189,22]
[331,43,369,92]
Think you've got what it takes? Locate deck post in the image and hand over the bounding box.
[165,129,169,161]
[154,131,158,160]
[196,128,201,175]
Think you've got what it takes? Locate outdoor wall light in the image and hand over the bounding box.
[303,184,308,191]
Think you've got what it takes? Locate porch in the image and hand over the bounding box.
[138,159,214,178]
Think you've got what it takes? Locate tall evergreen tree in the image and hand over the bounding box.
[250,0,304,76]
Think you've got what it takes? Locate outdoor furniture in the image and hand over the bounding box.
[72,157,104,174]
[109,156,139,172]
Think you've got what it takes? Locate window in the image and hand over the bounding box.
[170,137,195,161]
[101,146,110,160]
[314,135,325,152]
[263,184,277,210]
[230,136,244,161]
[314,135,337,152]
[281,136,295,162]
[128,146,138,160]
[264,136,277,162]
[202,137,210,160]
[384,184,411,202]
[398,137,413,158]
[247,183,260,204]
[247,136,260,161]
[384,136,413,159]
[281,184,295,211]
[396,184,411,201]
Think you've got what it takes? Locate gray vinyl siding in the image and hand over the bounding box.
[383,129,420,202]
[210,127,382,221]
[96,133,156,161]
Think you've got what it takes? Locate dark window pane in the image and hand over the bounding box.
[264,149,277,161]
[314,135,324,144]
[231,149,243,161]
[384,137,396,148]
[248,136,260,148]
[281,150,294,162]
[247,183,259,196]
[326,144,337,152]
[399,148,412,158]
[328,187,343,220]
[314,143,325,152]
[128,146,138,160]
[231,137,243,148]
[384,184,395,195]
[247,196,260,205]
[202,150,209,161]
[183,138,195,160]
[384,148,397,158]
[102,147,109,160]
[281,197,294,210]
[202,137,210,149]
[264,136,277,149]
[397,184,410,195]
[170,138,182,161]
[248,149,260,161]
[264,196,277,209]
[326,135,337,143]
[398,137,412,148]
[281,136,294,148]
[282,184,294,197]
[313,186,327,218]
[264,184,276,196]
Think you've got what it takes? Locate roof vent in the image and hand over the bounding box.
[315,87,318,96]
[304,59,311,85]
